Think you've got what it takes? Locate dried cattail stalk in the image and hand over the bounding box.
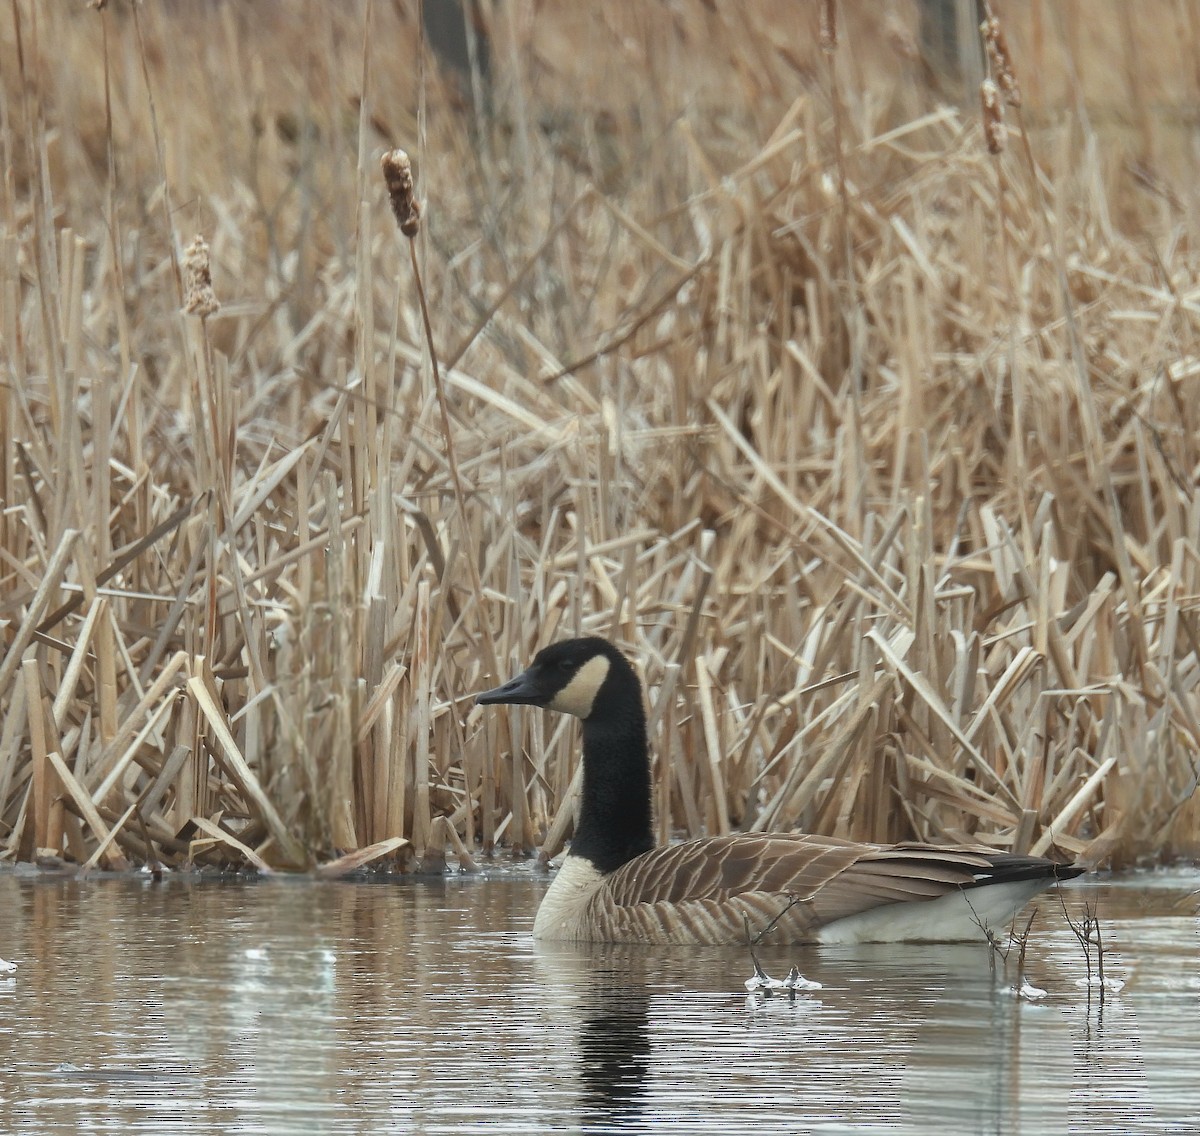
[819,0,837,53]
[381,148,421,238]
[980,78,1005,155]
[181,234,220,318]
[981,11,1021,107]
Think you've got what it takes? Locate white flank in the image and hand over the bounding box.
[815,879,1061,945]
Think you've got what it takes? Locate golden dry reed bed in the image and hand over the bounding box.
[1,1,1198,874]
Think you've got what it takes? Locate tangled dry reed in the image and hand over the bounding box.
[1,2,1198,873]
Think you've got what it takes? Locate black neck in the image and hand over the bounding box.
[569,694,654,875]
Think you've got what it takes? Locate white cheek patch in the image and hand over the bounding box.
[548,655,610,718]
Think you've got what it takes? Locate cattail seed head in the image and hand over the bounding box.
[980,78,1005,155]
[819,0,838,53]
[884,13,919,62]
[381,148,421,238]
[182,234,220,318]
[981,13,1021,107]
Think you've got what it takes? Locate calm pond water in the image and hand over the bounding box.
[0,866,1196,1135]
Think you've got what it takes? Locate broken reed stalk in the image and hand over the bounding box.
[1,4,1198,873]
[1058,894,1110,1006]
[1014,910,1035,990]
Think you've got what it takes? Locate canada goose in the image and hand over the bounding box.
[476,637,1083,945]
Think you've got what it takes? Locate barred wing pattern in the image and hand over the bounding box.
[583,834,1019,945]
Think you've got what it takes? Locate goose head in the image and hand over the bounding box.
[476,637,635,721]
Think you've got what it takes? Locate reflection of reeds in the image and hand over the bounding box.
[1,4,1199,871]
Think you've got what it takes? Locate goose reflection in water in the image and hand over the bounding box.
[534,944,653,1130]
[577,972,651,1128]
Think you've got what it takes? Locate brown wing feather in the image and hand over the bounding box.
[588,833,1010,943]
[600,833,998,906]
[599,834,861,906]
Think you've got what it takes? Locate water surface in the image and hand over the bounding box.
[0,866,1196,1134]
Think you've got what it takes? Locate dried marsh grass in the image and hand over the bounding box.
[1,1,1198,874]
